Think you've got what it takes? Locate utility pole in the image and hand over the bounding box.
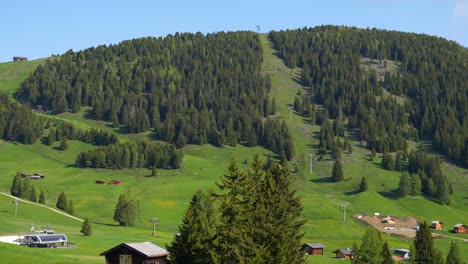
[308,153,314,175]
[12,200,20,216]
[150,218,159,237]
[339,203,350,222]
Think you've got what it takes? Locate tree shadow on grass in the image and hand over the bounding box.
[310,177,333,183]
[378,189,400,200]
[344,190,360,196]
[92,221,119,227]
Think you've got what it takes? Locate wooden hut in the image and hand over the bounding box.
[333,248,354,259]
[431,221,444,230]
[302,243,326,255]
[454,224,468,233]
[100,242,168,264]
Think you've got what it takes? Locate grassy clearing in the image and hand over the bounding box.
[0,59,46,96]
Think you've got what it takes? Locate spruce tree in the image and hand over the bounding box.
[359,177,368,192]
[446,241,462,264]
[10,173,22,197]
[56,192,68,211]
[20,178,32,200]
[332,159,344,182]
[80,218,93,236]
[382,241,395,264]
[399,172,411,197]
[414,221,436,264]
[39,189,45,204]
[167,190,215,264]
[29,185,37,202]
[354,228,384,263]
[67,200,75,215]
[60,137,69,150]
[151,167,158,177]
[113,194,138,227]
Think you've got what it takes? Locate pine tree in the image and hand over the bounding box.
[80,218,93,236]
[399,172,411,197]
[359,177,368,192]
[60,137,69,150]
[67,199,75,215]
[29,185,37,202]
[39,189,46,204]
[332,159,344,182]
[151,167,158,177]
[167,190,215,264]
[113,194,138,227]
[381,241,395,264]
[20,178,32,200]
[414,221,436,264]
[354,228,384,263]
[10,173,22,197]
[446,241,463,264]
[56,192,68,211]
[395,152,403,171]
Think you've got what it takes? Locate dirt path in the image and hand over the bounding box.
[0,192,83,222]
[433,232,468,242]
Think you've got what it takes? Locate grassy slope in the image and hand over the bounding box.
[0,35,466,263]
[0,59,46,95]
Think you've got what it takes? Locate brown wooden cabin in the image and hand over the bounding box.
[431,221,444,230]
[302,243,326,255]
[100,242,168,264]
[333,248,354,259]
[381,216,396,224]
[95,180,106,184]
[13,56,28,62]
[109,180,123,185]
[454,224,468,233]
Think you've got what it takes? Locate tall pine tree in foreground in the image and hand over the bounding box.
[332,159,344,182]
[80,218,93,236]
[167,190,215,264]
[414,221,444,264]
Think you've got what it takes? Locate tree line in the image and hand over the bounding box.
[269,25,468,167]
[75,140,183,169]
[167,154,305,263]
[17,31,294,159]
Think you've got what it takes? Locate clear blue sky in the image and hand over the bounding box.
[1,0,467,62]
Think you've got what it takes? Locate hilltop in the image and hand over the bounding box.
[0,28,467,263]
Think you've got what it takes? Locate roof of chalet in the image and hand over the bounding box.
[454,223,467,227]
[100,242,168,258]
[431,221,443,224]
[304,243,326,248]
[333,248,354,255]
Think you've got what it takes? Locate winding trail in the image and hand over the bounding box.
[0,192,83,222]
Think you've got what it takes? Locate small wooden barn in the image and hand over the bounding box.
[109,180,123,185]
[95,180,106,184]
[13,56,28,62]
[381,216,396,224]
[100,242,168,264]
[431,221,444,230]
[454,224,468,233]
[302,243,326,255]
[333,248,354,259]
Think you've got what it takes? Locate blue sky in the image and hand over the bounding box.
[1,0,467,62]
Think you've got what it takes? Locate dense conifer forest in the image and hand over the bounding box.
[269,25,468,167]
[16,32,294,159]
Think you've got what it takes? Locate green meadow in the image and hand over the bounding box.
[0,35,466,263]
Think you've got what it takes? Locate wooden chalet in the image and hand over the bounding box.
[333,248,354,259]
[19,234,67,248]
[13,56,28,62]
[302,243,326,255]
[453,224,468,233]
[109,180,123,185]
[431,221,444,230]
[95,180,106,184]
[100,242,168,264]
[381,216,396,224]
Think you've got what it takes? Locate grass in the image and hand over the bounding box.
[0,59,46,96]
[0,35,467,263]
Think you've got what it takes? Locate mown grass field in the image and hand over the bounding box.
[0,35,467,263]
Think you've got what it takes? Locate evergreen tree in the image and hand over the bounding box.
[446,241,463,264]
[414,221,436,264]
[151,167,158,177]
[359,177,368,192]
[56,192,68,211]
[10,173,22,197]
[382,241,395,264]
[395,152,404,171]
[113,194,138,227]
[382,152,395,171]
[399,172,411,197]
[20,178,32,200]
[332,159,344,182]
[80,218,93,236]
[29,185,37,202]
[167,190,215,264]
[67,199,75,215]
[353,228,383,264]
[39,189,45,204]
[60,136,69,150]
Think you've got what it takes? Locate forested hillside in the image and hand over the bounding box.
[17,32,294,159]
[269,25,468,167]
